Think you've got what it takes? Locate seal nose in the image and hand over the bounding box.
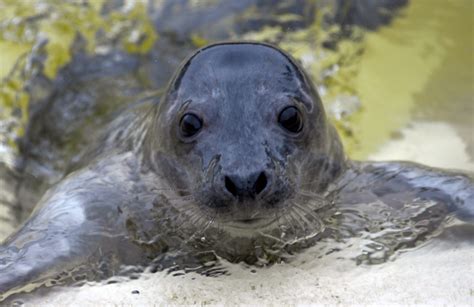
[224,171,268,199]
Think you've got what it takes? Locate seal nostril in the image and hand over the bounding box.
[254,172,268,195]
[225,176,238,197]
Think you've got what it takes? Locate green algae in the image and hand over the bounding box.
[0,0,157,159]
[0,0,157,79]
[0,41,31,78]
[190,34,210,48]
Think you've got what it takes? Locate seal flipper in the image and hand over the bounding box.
[389,162,474,222]
[345,161,474,222]
[0,197,92,297]
[0,220,87,297]
[0,165,135,298]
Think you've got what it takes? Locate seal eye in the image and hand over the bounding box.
[278,106,303,133]
[180,113,202,138]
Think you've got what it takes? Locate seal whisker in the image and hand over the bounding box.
[166,195,194,202]
[150,187,191,192]
[305,200,332,214]
[199,216,216,235]
[291,202,325,231]
[186,208,209,230]
[288,208,306,231]
[184,214,210,243]
[173,207,205,236]
[296,189,326,200]
[294,203,324,235]
[149,187,192,195]
[289,202,316,225]
[298,178,326,189]
[296,188,333,205]
[291,201,319,219]
[161,197,190,212]
[281,208,300,238]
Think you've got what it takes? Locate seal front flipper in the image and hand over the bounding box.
[0,197,90,296]
[390,162,474,222]
[0,164,136,298]
[342,161,474,222]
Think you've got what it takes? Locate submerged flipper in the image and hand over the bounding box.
[347,161,474,222]
[0,165,136,298]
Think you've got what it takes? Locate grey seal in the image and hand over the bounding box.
[0,42,472,298]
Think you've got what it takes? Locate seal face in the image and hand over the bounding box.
[145,42,346,245]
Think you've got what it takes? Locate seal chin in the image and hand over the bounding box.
[223,216,279,230]
[193,199,276,230]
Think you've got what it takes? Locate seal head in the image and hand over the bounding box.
[145,42,345,248]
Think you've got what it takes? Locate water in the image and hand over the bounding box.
[0,0,473,304]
